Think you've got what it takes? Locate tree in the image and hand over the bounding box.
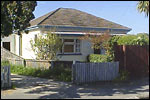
[137,1,149,17]
[30,32,63,60]
[1,1,37,37]
[116,34,149,45]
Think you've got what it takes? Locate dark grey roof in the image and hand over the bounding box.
[30,8,131,30]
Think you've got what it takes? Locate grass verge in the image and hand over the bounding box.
[1,60,72,82]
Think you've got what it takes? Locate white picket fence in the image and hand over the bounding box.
[72,62,119,84]
[1,66,11,88]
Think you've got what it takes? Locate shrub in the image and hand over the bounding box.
[113,70,130,82]
[117,35,137,45]
[1,60,10,66]
[51,65,72,82]
[88,54,108,63]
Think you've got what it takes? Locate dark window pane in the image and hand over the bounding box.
[3,42,10,51]
[64,45,74,53]
[94,48,100,54]
[100,48,106,54]
[64,39,74,42]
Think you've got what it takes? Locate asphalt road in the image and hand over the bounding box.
[1,74,149,99]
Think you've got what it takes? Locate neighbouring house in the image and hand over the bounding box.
[1,8,131,61]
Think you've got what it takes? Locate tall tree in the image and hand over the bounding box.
[137,1,149,17]
[1,1,37,37]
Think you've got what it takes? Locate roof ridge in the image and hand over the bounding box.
[37,8,61,25]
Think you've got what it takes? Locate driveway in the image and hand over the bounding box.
[1,74,149,99]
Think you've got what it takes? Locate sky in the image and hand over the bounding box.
[33,1,149,34]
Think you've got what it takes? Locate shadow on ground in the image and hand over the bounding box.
[11,74,149,99]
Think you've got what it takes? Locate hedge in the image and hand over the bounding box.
[88,54,108,63]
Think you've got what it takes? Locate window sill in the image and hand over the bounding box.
[57,53,82,55]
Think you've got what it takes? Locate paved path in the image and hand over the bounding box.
[1,74,149,99]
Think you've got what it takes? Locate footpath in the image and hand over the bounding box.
[1,74,149,99]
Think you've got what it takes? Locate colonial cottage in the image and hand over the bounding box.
[1,8,131,61]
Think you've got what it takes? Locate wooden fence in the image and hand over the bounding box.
[1,66,11,88]
[25,59,51,69]
[114,44,149,77]
[72,62,119,84]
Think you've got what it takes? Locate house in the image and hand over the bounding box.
[1,8,131,61]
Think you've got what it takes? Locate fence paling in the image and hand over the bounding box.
[1,66,11,88]
[72,62,119,84]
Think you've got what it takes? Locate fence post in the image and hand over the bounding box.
[72,61,76,83]
[1,68,4,88]
[113,42,118,62]
[8,66,11,87]
[50,61,54,69]
[72,63,74,83]
[24,59,26,67]
[1,66,11,88]
[123,45,126,70]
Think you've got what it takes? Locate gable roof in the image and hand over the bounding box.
[30,8,131,30]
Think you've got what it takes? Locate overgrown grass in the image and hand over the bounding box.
[1,60,72,82]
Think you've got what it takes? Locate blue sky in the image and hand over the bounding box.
[33,1,149,34]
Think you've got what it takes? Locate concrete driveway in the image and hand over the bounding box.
[1,74,149,99]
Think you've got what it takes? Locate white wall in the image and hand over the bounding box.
[21,31,94,61]
[21,30,41,59]
[15,35,20,56]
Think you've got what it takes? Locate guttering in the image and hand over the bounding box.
[25,25,39,31]
[53,32,126,35]
[42,32,126,36]
[39,25,132,32]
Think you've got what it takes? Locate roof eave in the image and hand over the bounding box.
[26,25,131,33]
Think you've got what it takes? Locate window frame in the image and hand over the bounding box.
[60,38,81,55]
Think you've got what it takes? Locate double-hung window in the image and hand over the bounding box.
[61,39,81,54]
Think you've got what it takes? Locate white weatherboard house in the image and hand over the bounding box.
[1,8,131,61]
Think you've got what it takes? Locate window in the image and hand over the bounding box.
[100,48,106,55]
[64,45,74,52]
[76,39,80,53]
[61,39,81,54]
[94,48,106,55]
[3,42,10,51]
[64,39,74,42]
